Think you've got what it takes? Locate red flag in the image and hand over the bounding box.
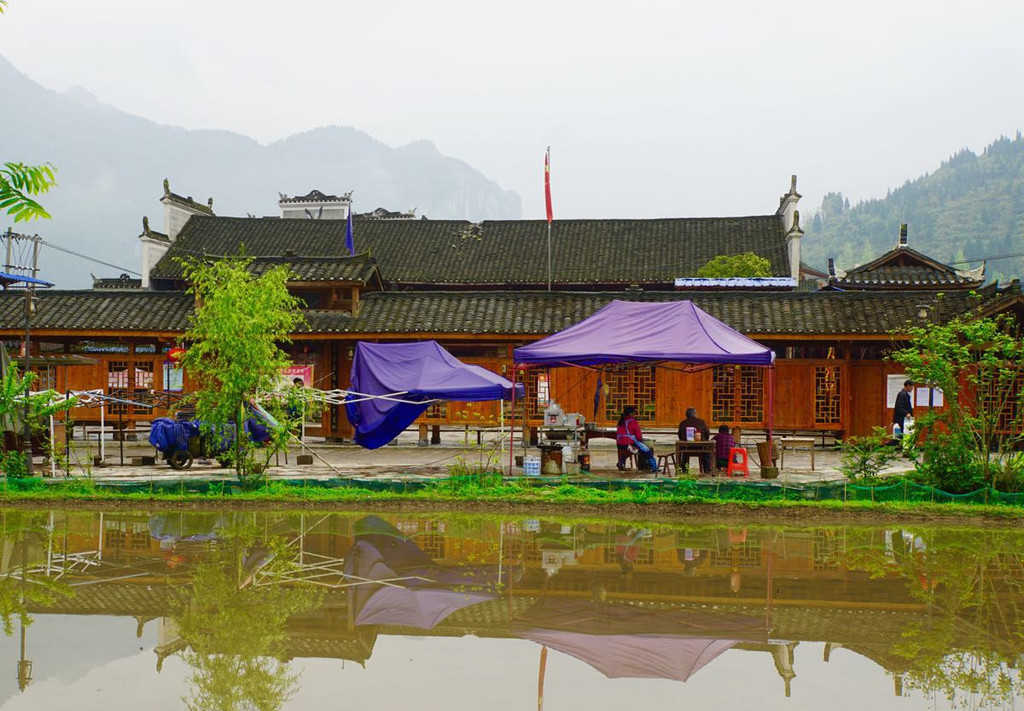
[544,147,553,223]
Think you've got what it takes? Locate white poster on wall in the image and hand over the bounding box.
[915,386,944,407]
[886,375,914,408]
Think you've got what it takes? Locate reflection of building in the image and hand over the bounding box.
[4,511,1022,698]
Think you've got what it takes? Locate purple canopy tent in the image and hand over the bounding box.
[510,300,777,473]
[343,516,505,629]
[514,597,764,685]
[345,341,524,449]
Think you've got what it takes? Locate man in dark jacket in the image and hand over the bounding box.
[893,380,914,433]
[677,407,713,472]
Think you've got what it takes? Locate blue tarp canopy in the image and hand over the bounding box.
[345,341,524,450]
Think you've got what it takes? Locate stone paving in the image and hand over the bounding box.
[45,430,918,487]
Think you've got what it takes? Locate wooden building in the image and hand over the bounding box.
[1,179,1017,440]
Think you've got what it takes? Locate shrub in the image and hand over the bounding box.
[839,427,900,481]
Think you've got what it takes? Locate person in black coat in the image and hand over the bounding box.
[893,380,914,433]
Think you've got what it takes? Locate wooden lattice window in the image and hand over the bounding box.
[133,362,154,413]
[983,372,1024,432]
[712,366,764,423]
[107,360,130,414]
[604,367,657,422]
[106,524,150,552]
[812,529,843,571]
[602,537,654,566]
[424,401,448,420]
[712,366,735,422]
[417,532,446,560]
[709,540,762,569]
[30,367,56,392]
[814,365,842,425]
[519,370,549,419]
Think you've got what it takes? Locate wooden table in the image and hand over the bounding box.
[675,441,716,475]
[779,437,815,471]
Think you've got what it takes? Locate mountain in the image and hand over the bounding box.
[0,55,521,288]
[803,134,1024,283]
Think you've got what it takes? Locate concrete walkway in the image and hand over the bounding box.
[44,431,918,486]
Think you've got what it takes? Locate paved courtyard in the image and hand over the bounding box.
[41,429,917,487]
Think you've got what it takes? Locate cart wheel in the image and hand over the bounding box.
[169,449,194,470]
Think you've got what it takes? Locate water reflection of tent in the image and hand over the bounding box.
[148,514,225,544]
[514,597,765,683]
[343,516,504,630]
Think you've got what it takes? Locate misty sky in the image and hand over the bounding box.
[2,0,1023,221]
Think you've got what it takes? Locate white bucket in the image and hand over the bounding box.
[524,456,541,476]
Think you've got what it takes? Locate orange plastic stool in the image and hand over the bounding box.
[727,447,749,477]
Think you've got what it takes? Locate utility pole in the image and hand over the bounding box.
[3,230,45,476]
[22,236,40,476]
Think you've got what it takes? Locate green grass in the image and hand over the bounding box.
[0,474,1022,520]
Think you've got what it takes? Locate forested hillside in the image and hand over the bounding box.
[803,133,1024,283]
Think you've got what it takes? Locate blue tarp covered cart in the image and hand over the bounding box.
[149,410,275,469]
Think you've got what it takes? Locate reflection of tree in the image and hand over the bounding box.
[174,519,322,711]
[842,527,1024,705]
[0,511,73,636]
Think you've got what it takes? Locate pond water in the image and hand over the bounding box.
[0,508,1020,711]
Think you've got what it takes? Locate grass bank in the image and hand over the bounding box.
[0,475,1022,524]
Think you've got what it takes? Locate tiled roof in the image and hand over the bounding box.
[150,218,349,280]
[0,289,985,337]
[0,291,193,332]
[337,290,982,336]
[140,230,170,244]
[150,215,792,287]
[674,277,797,289]
[92,274,143,290]
[833,246,984,289]
[279,189,351,204]
[161,191,214,215]
[248,255,380,284]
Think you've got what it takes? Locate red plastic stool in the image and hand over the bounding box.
[727,447,749,477]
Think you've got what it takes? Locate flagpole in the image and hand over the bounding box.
[547,221,551,292]
[544,147,553,291]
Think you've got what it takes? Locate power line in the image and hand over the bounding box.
[38,238,141,277]
[949,251,1024,266]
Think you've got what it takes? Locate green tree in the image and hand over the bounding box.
[0,163,56,222]
[175,518,321,711]
[178,255,304,484]
[696,252,772,278]
[0,6,58,222]
[890,305,1024,490]
[0,368,76,477]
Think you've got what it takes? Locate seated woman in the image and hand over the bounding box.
[713,425,736,470]
[615,405,657,472]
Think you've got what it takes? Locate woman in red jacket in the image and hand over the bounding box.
[615,405,655,472]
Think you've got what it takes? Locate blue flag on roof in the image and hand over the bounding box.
[345,209,355,256]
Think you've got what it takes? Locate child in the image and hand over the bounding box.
[713,425,736,470]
